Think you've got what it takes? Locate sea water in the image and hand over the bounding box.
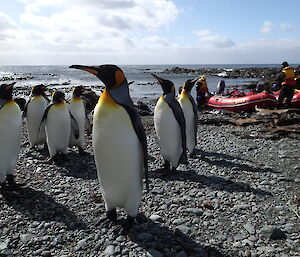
[0,64,284,101]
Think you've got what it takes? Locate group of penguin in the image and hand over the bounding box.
[0,64,200,229]
[0,83,89,187]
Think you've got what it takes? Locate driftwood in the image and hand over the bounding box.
[255,106,300,116]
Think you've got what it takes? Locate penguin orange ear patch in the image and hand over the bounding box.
[115,70,125,87]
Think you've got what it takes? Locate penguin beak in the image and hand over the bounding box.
[69,65,98,76]
[151,73,164,85]
[191,76,202,84]
[5,82,17,90]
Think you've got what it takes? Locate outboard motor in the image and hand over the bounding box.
[215,80,225,95]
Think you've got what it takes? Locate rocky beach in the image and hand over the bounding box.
[0,98,299,257]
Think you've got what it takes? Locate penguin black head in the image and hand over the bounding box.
[72,85,86,98]
[183,76,201,92]
[151,74,175,95]
[0,82,16,100]
[31,84,47,96]
[52,91,65,103]
[69,64,127,90]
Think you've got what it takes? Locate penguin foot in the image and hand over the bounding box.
[179,153,189,165]
[6,175,16,185]
[163,160,170,173]
[78,147,87,155]
[106,208,118,222]
[189,151,197,158]
[121,215,135,230]
[95,209,118,228]
[59,153,68,161]
[0,182,7,192]
[5,175,25,189]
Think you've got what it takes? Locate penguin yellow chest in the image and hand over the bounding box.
[92,90,143,212]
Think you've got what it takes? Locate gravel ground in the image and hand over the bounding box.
[0,106,299,257]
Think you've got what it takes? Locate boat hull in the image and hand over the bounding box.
[206,92,278,112]
[273,90,300,108]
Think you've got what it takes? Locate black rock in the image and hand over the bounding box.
[269,228,287,240]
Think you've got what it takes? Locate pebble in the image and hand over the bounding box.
[0,111,298,257]
[137,233,154,241]
[20,234,33,243]
[104,245,115,256]
[176,251,188,257]
[176,225,191,234]
[147,249,164,257]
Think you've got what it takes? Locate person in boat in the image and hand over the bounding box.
[195,75,209,108]
[276,61,297,107]
[256,76,271,93]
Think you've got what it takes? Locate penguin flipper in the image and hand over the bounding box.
[69,112,80,139]
[189,95,198,146]
[0,99,8,111]
[22,100,30,120]
[119,104,149,192]
[37,104,53,142]
[164,95,188,162]
[84,112,92,134]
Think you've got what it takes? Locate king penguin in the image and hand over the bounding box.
[0,82,22,189]
[68,86,87,154]
[152,74,188,173]
[70,64,148,228]
[40,91,76,161]
[178,78,199,157]
[23,84,49,149]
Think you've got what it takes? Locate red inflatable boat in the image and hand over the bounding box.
[273,90,300,108]
[206,91,278,112]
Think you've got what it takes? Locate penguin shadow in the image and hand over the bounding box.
[1,186,86,231]
[150,168,271,197]
[196,149,279,174]
[115,214,229,257]
[53,150,97,180]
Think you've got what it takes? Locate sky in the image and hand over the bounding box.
[0,0,300,65]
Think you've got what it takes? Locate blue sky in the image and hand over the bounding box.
[0,0,299,65]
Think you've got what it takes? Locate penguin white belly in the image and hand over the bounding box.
[0,102,22,183]
[93,99,143,217]
[26,96,48,147]
[178,96,195,153]
[69,99,85,148]
[45,103,71,157]
[154,97,182,167]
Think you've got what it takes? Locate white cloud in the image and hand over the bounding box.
[260,20,274,34]
[280,22,297,32]
[193,30,235,48]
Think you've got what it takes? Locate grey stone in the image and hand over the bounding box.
[185,208,204,216]
[137,232,154,241]
[20,234,33,243]
[147,249,164,257]
[0,240,9,250]
[193,247,208,257]
[243,222,255,235]
[176,251,188,257]
[104,245,115,256]
[176,225,191,234]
